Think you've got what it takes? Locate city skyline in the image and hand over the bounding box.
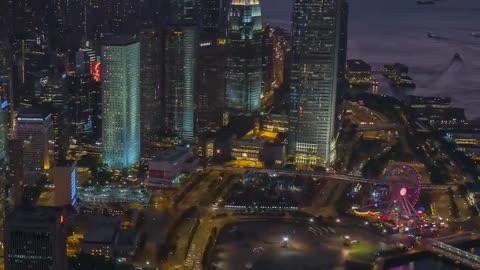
[0,1,480,270]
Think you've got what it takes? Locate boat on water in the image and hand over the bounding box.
[472,32,480,38]
[417,0,435,5]
[427,32,448,40]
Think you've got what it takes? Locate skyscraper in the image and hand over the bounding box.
[0,36,13,110]
[15,109,54,184]
[101,38,140,169]
[165,0,197,144]
[0,102,7,162]
[197,40,226,134]
[198,0,224,36]
[338,1,349,81]
[289,0,341,166]
[0,106,8,221]
[164,26,197,144]
[4,206,67,270]
[225,0,262,115]
[169,0,195,25]
[140,29,163,151]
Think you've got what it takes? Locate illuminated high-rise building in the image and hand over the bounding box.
[289,0,341,166]
[197,40,226,134]
[0,105,7,162]
[14,109,54,184]
[140,29,162,151]
[225,0,262,115]
[198,0,224,36]
[101,38,140,169]
[0,36,13,109]
[0,105,8,221]
[165,0,197,144]
[165,26,197,144]
[261,25,274,94]
[338,1,349,81]
[169,0,195,25]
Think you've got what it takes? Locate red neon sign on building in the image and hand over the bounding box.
[91,61,101,82]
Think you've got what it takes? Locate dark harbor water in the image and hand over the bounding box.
[261,0,480,119]
[260,0,480,269]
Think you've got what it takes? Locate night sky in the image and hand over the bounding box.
[261,0,480,119]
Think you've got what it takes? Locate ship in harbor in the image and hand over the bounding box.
[417,0,435,5]
[427,32,449,40]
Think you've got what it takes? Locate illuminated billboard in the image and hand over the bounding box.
[91,61,101,82]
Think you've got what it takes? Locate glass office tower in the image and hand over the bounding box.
[289,0,341,166]
[165,26,197,144]
[225,0,262,115]
[101,38,140,169]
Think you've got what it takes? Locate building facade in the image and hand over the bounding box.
[4,206,67,270]
[139,29,163,151]
[15,109,54,184]
[225,0,262,115]
[164,26,197,144]
[101,38,140,169]
[288,0,341,166]
[52,161,77,207]
[197,40,226,134]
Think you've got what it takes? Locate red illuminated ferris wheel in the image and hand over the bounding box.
[369,164,422,225]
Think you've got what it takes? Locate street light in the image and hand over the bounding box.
[282,236,289,248]
[309,218,314,223]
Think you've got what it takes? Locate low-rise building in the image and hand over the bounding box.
[346,59,372,86]
[147,147,198,188]
[52,160,77,206]
[261,114,289,133]
[231,137,267,162]
[80,216,120,260]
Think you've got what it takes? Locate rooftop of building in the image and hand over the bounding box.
[83,216,120,244]
[77,187,150,205]
[216,115,255,142]
[231,0,260,6]
[54,160,77,168]
[151,147,192,162]
[117,229,138,245]
[6,205,63,226]
[233,135,268,146]
[101,34,138,47]
[243,129,278,143]
[17,107,51,121]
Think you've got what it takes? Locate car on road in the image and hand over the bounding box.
[252,246,265,254]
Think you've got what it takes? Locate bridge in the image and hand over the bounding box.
[425,238,480,269]
[207,166,455,190]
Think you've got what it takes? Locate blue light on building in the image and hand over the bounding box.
[70,168,77,205]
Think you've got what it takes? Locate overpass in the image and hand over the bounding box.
[207,166,455,190]
[425,238,480,269]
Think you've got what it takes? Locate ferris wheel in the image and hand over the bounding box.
[369,164,422,225]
